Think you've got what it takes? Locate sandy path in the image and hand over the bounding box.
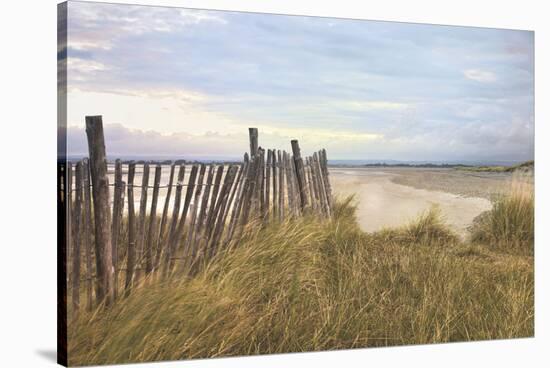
[329,168,492,237]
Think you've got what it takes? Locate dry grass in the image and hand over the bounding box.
[471,173,534,252]
[67,191,534,366]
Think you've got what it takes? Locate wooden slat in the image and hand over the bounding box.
[194,164,215,261]
[291,140,308,210]
[265,150,272,220]
[164,165,185,275]
[271,150,278,219]
[207,165,239,259]
[111,159,123,299]
[169,164,198,271]
[313,152,330,217]
[134,162,150,284]
[320,149,333,211]
[124,162,136,295]
[249,128,259,160]
[66,162,73,286]
[203,165,224,242]
[85,116,114,305]
[284,152,296,216]
[155,162,174,269]
[224,155,249,246]
[278,150,285,222]
[183,164,206,271]
[82,159,94,311]
[145,164,162,275]
[259,148,266,217]
[305,158,317,213]
[71,161,83,314]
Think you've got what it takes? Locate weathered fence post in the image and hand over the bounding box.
[82,159,93,311]
[164,165,186,276]
[125,162,136,295]
[155,162,174,269]
[111,159,123,299]
[145,164,162,275]
[85,115,114,305]
[277,150,285,221]
[249,128,258,160]
[71,161,83,315]
[135,163,150,283]
[291,140,308,210]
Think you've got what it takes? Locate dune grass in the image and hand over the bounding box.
[471,174,534,253]
[67,187,534,366]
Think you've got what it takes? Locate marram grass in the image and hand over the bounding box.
[68,194,534,366]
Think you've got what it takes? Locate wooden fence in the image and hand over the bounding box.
[61,116,333,314]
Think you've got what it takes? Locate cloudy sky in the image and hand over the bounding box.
[63,1,534,162]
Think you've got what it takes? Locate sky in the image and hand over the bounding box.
[62,1,534,162]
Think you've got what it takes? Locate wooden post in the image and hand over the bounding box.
[155,162,174,269]
[272,150,278,219]
[82,159,93,311]
[145,164,162,275]
[249,128,258,160]
[224,155,249,246]
[241,154,259,225]
[134,163,150,283]
[305,158,317,213]
[169,164,198,271]
[203,165,224,241]
[71,161,83,315]
[125,162,136,295]
[313,152,330,217]
[207,165,238,259]
[66,163,73,287]
[284,152,296,216]
[85,115,114,305]
[265,150,271,220]
[278,150,285,222]
[111,159,123,299]
[194,164,215,257]
[259,148,266,217]
[320,149,333,211]
[291,140,308,210]
[164,165,185,274]
[183,164,206,270]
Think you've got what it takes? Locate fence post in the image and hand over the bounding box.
[82,158,93,311]
[125,162,136,295]
[291,140,308,211]
[85,115,114,305]
[249,128,258,160]
[164,165,186,275]
[319,149,333,211]
[71,161,83,315]
[155,162,174,269]
[111,159,123,299]
[145,164,162,275]
[135,163,150,283]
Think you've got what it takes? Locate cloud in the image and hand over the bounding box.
[64,1,534,162]
[463,69,497,83]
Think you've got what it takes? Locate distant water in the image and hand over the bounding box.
[66,155,528,167]
[328,159,527,167]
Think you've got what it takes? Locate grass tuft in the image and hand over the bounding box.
[471,174,534,252]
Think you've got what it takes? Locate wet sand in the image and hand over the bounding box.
[329,168,495,237]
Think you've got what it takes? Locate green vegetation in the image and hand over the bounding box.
[456,160,534,173]
[68,185,534,366]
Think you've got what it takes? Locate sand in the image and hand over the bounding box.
[329,168,494,238]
